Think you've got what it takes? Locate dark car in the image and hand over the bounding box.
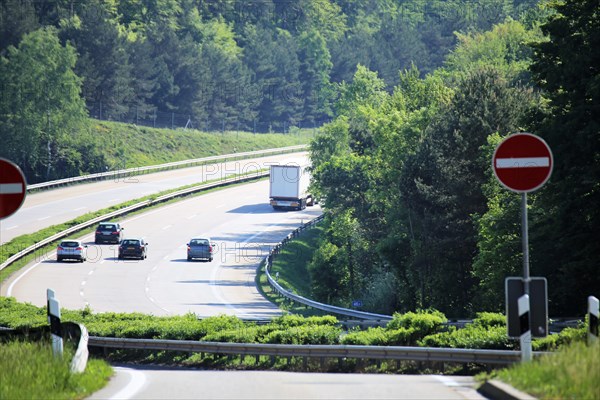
[118,238,148,260]
[95,222,124,244]
[187,237,214,262]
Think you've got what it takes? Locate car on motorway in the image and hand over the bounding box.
[57,240,87,262]
[95,222,124,244]
[187,238,214,262]
[118,238,148,260]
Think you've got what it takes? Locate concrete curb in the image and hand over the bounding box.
[478,379,536,400]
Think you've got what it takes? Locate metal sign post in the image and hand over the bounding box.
[493,133,553,362]
[521,193,530,294]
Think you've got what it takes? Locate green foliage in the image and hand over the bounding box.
[387,310,448,337]
[492,341,599,399]
[471,312,506,329]
[0,27,88,182]
[341,310,448,346]
[342,327,398,346]
[262,325,341,345]
[420,325,516,350]
[527,0,600,315]
[0,340,112,400]
[270,314,339,329]
[440,19,542,82]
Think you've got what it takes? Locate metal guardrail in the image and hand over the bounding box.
[88,336,547,365]
[0,172,268,271]
[27,145,307,191]
[263,215,393,321]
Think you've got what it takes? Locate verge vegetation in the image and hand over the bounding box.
[480,340,599,399]
[0,339,112,400]
[89,121,313,171]
[0,297,587,374]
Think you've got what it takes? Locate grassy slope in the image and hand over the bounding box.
[489,340,599,399]
[257,224,328,317]
[91,121,313,169]
[269,224,324,296]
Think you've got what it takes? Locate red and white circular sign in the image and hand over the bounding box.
[0,158,27,219]
[493,133,553,193]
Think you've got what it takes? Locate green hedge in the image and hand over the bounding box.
[0,298,587,351]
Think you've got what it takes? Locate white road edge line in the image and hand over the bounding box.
[109,367,147,400]
[7,260,44,297]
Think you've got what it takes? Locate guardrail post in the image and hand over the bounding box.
[589,296,599,345]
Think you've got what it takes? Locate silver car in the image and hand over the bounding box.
[57,240,87,262]
[187,238,214,262]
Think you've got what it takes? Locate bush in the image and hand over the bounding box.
[472,312,505,328]
[341,327,390,346]
[387,310,447,337]
[420,325,517,350]
[532,327,586,351]
[203,326,264,343]
[270,314,338,328]
[262,325,341,345]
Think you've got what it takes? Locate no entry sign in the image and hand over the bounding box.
[0,158,27,219]
[493,133,553,193]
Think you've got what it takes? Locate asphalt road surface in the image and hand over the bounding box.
[0,152,309,244]
[88,366,485,400]
[3,179,320,318]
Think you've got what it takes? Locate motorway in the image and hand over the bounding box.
[0,151,484,399]
[0,152,309,244]
[3,179,320,318]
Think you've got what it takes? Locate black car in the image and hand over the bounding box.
[95,222,124,244]
[118,238,148,260]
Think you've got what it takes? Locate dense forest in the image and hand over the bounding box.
[1,0,539,181]
[308,0,599,317]
[0,1,597,317]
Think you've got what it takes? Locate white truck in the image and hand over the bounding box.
[269,164,314,210]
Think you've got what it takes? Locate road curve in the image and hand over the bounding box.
[3,179,320,318]
[0,152,309,244]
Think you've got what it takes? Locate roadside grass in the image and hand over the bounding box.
[0,174,268,285]
[0,339,112,400]
[256,224,328,317]
[270,224,324,296]
[481,340,599,399]
[91,120,314,170]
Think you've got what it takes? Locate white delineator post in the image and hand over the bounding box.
[47,289,63,358]
[589,296,599,345]
[518,294,532,362]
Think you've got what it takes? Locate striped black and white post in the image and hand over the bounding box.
[518,294,532,362]
[589,296,599,345]
[47,289,63,358]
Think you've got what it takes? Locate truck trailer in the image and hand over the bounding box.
[269,164,314,210]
